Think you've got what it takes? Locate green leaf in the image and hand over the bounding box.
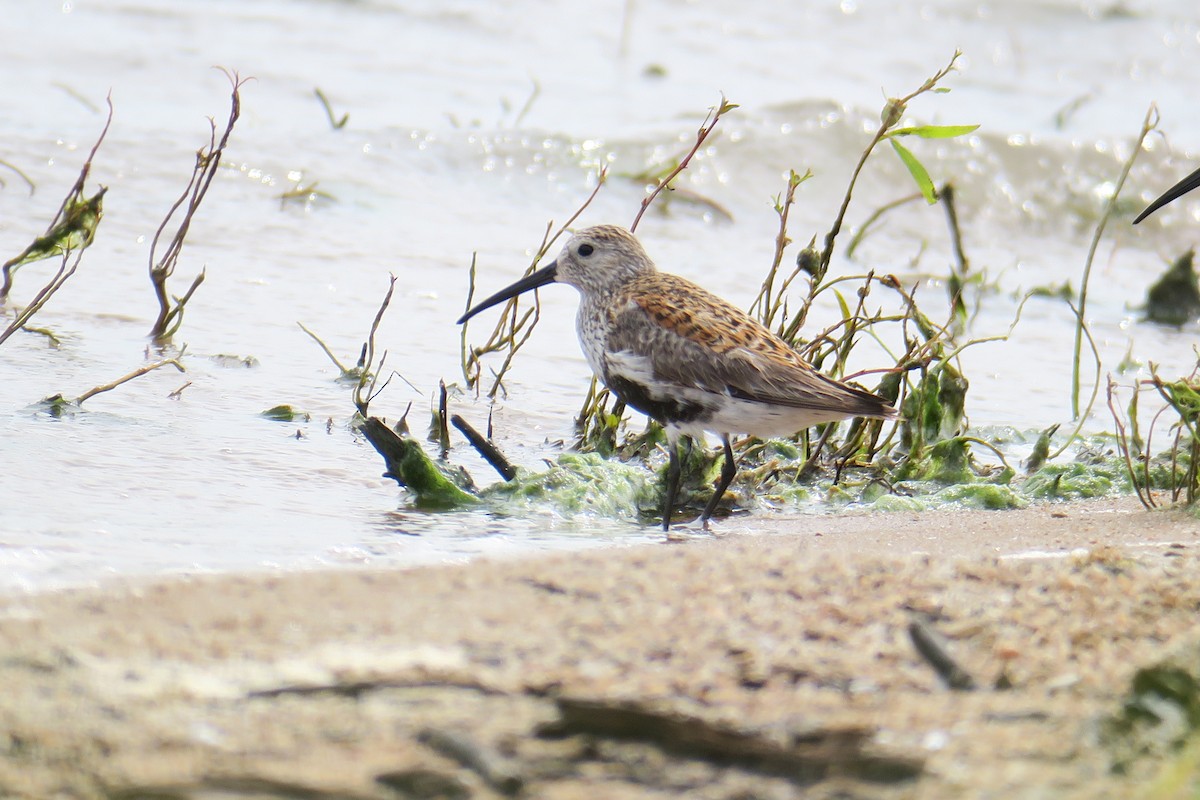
[834,289,851,321]
[261,404,299,421]
[889,139,938,204]
[889,124,980,139]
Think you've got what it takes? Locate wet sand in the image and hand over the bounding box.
[1,496,1198,799]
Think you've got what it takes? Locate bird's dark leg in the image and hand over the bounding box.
[662,434,683,532]
[700,434,737,528]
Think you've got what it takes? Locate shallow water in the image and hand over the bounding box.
[2,0,1200,590]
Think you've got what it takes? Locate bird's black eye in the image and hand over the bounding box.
[578,243,594,257]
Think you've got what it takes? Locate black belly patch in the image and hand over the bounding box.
[605,374,710,426]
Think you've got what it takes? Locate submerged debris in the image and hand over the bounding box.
[1144,249,1200,327]
[542,696,924,785]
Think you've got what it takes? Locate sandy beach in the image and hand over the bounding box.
[1,497,1198,799]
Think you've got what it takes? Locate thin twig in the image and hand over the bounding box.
[149,69,249,341]
[354,274,397,416]
[844,191,923,260]
[314,87,349,129]
[0,159,36,195]
[818,52,961,283]
[75,359,186,405]
[908,616,976,691]
[1071,103,1157,417]
[451,414,518,481]
[297,321,352,374]
[630,95,737,232]
[0,251,83,346]
[436,380,451,458]
[464,168,609,400]
[1107,377,1153,509]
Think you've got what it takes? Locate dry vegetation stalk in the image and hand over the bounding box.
[148,70,249,342]
[354,274,398,416]
[629,96,738,233]
[461,168,608,399]
[1069,103,1159,419]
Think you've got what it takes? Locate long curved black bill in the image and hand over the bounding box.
[457,261,558,324]
[1134,166,1200,224]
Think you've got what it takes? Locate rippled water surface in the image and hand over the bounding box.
[3,0,1200,589]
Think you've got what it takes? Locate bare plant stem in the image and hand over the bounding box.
[297,321,353,374]
[451,414,517,481]
[148,70,249,342]
[0,251,83,347]
[1071,103,1157,418]
[844,192,923,260]
[1107,377,1154,509]
[462,168,609,399]
[75,358,186,405]
[750,169,811,326]
[1049,299,1104,461]
[815,51,961,285]
[629,95,737,232]
[313,88,349,129]
[0,159,36,195]
[354,275,397,416]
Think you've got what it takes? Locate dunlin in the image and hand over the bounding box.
[458,225,897,530]
[1135,165,1200,224]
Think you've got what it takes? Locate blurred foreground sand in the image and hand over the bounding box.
[1,497,1197,799]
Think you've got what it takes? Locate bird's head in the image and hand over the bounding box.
[457,225,655,324]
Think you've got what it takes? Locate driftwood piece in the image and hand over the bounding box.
[544,697,923,785]
[451,414,517,481]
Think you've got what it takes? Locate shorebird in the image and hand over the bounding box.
[1134,165,1200,224]
[458,225,898,530]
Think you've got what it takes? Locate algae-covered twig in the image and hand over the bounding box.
[349,277,479,507]
[148,70,249,342]
[629,95,737,233]
[941,182,970,322]
[0,251,88,348]
[451,414,517,481]
[1,96,111,305]
[360,416,478,508]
